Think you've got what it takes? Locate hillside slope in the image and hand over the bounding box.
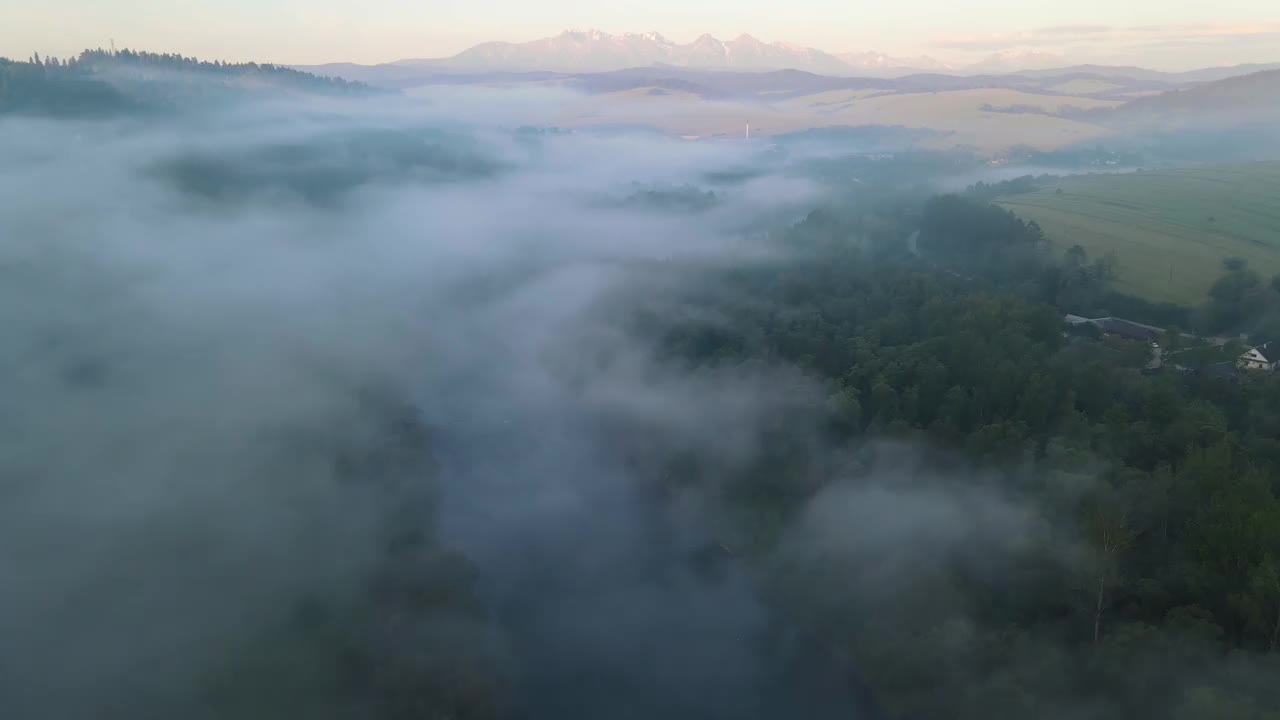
[1,49,376,117]
[1115,69,1280,119]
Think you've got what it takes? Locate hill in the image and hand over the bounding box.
[296,55,1270,105]
[1015,62,1280,84]
[461,83,1117,151]
[303,61,1185,103]
[769,87,1117,150]
[0,49,377,117]
[996,163,1280,303]
[1104,69,1280,125]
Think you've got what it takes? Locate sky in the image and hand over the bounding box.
[4,0,1280,69]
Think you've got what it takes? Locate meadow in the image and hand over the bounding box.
[997,162,1280,303]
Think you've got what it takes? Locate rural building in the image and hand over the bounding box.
[1063,314,1166,369]
[1091,317,1165,343]
[1063,315,1167,342]
[1237,343,1276,371]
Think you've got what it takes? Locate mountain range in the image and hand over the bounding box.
[295,29,1280,86]
[391,29,1010,76]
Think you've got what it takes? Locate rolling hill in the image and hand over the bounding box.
[767,87,1118,150]
[406,80,1119,151]
[1103,69,1280,124]
[1,49,376,117]
[1015,62,1280,84]
[281,54,1280,157]
[302,61,1186,102]
[295,54,1280,108]
[997,163,1280,303]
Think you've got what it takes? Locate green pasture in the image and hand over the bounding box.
[997,163,1280,304]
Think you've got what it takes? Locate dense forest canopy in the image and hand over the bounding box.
[635,193,1280,719]
[0,48,377,116]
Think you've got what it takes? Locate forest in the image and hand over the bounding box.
[0,49,373,116]
[198,192,1280,720]
[627,193,1280,719]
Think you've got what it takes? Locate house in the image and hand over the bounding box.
[1237,343,1276,371]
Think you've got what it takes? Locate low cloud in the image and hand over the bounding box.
[0,90,839,719]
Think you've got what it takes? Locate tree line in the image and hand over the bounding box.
[0,48,376,117]
[642,193,1280,719]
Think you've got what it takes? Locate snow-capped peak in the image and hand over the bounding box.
[445,30,964,75]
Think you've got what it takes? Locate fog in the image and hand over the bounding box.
[8,87,1262,720]
[0,96,852,718]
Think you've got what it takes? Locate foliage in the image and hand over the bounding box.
[640,195,1280,718]
[605,183,720,213]
[0,48,377,117]
[152,128,504,206]
[966,173,1051,201]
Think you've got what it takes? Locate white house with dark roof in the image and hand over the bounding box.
[1237,343,1276,371]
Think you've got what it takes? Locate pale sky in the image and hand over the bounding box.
[5,0,1280,69]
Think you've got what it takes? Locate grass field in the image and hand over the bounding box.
[997,163,1280,304]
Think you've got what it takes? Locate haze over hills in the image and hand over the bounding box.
[836,51,952,74]
[280,52,1280,154]
[8,42,1275,156]
[1014,62,1280,84]
[965,49,1067,74]
[1106,69,1280,122]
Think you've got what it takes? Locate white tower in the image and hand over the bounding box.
[745,122,750,141]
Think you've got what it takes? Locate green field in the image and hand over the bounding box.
[997,163,1280,304]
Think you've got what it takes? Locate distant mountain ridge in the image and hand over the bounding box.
[384,29,1280,79]
[965,49,1066,73]
[403,29,943,76]
[1101,68,1280,124]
